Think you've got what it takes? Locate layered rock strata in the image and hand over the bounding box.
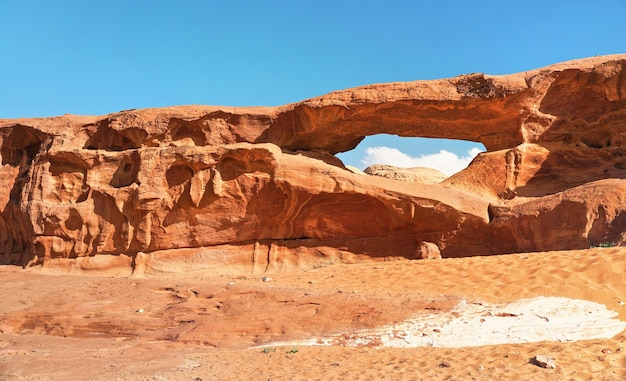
[1,54,625,274]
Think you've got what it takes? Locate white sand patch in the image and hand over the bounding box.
[260,296,626,348]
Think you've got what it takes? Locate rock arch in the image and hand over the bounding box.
[1,55,626,271]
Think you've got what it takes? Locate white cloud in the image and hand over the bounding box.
[361,146,483,176]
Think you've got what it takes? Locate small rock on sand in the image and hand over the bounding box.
[531,355,556,369]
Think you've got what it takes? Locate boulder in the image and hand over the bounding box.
[416,242,442,259]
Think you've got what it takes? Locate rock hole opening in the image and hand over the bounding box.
[84,124,145,151]
[166,163,194,188]
[110,153,140,188]
[337,135,486,180]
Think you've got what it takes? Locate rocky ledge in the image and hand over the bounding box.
[1,55,625,275]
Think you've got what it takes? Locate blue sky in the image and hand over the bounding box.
[2,1,625,173]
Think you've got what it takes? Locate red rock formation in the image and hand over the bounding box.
[1,54,625,274]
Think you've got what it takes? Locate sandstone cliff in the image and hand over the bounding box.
[1,55,625,274]
[364,165,448,184]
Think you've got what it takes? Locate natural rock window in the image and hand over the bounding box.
[337,134,485,181]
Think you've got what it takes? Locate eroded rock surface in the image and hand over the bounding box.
[1,54,626,274]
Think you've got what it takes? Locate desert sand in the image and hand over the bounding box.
[2,247,625,380]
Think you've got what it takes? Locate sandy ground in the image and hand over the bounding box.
[1,247,626,380]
